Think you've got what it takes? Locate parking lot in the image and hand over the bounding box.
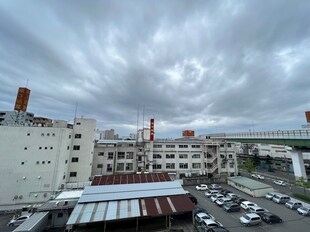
[186,184,310,232]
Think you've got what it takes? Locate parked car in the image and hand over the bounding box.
[195,212,215,224]
[7,214,32,226]
[285,200,303,210]
[273,180,286,186]
[257,212,282,224]
[248,206,268,214]
[225,193,238,200]
[211,194,224,202]
[196,184,208,191]
[239,213,262,226]
[216,198,233,207]
[194,207,209,216]
[223,203,241,212]
[257,174,265,180]
[201,219,223,229]
[233,197,247,205]
[272,194,290,204]
[209,184,222,190]
[205,190,219,197]
[265,192,278,200]
[220,189,232,195]
[240,201,258,210]
[251,174,259,178]
[206,227,230,232]
[297,206,310,216]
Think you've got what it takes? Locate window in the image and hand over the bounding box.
[27,133,30,136]
[221,163,226,168]
[192,154,200,159]
[42,161,45,164]
[73,145,80,150]
[65,160,68,164]
[57,213,63,218]
[71,157,79,162]
[191,145,201,148]
[41,133,44,136]
[166,144,175,148]
[126,152,134,159]
[152,164,162,169]
[39,147,42,150]
[21,162,24,165]
[179,154,188,159]
[24,147,27,150]
[153,154,162,159]
[47,133,50,136]
[179,163,188,169]
[179,144,188,148]
[192,163,201,169]
[48,161,51,164]
[97,164,103,168]
[52,133,55,136]
[107,164,113,172]
[228,154,233,159]
[166,163,175,169]
[126,163,133,171]
[108,152,114,159]
[50,147,53,150]
[153,144,162,148]
[67,146,70,150]
[230,163,234,168]
[116,163,124,171]
[227,143,232,148]
[117,152,125,159]
[69,172,77,177]
[98,152,104,156]
[76,122,81,125]
[75,134,82,139]
[220,154,225,158]
[69,135,71,139]
[166,154,175,159]
[220,144,224,147]
[128,144,134,147]
[45,147,47,150]
[36,161,39,164]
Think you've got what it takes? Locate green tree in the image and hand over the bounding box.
[239,159,255,174]
[252,154,261,167]
[295,177,310,196]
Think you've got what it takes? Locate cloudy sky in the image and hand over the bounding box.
[1,0,310,138]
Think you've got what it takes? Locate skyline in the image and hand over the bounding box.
[1,0,310,138]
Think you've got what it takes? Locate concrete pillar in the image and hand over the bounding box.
[291,148,307,181]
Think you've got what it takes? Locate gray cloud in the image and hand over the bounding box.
[0,0,310,138]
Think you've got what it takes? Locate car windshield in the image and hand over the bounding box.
[299,207,308,211]
[243,215,250,220]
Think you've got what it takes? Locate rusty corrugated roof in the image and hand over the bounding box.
[92,173,171,185]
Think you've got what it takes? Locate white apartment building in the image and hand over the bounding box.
[0,118,96,209]
[92,137,238,178]
[0,111,34,126]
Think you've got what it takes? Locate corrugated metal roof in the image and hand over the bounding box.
[92,173,171,185]
[13,212,49,232]
[228,176,272,190]
[67,195,194,225]
[79,181,186,203]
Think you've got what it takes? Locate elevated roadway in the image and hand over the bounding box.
[211,130,310,180]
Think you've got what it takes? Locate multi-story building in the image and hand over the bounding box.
[0,111,34,126]
[92,137,238,178]
[0,118,96,209]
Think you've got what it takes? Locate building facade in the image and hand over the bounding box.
[92,137,238,179]
[0,118,96,208]
[0,111,34,126]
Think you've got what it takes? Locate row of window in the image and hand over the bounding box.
[21,160,51,165]
[221,163,235,168]
[24,146,54,150]
[154,154,201,159]
[220,154,234,159]
[153,144,201,148]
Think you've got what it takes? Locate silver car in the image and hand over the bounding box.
[7,214,32,226]
[285,200,303,210]
[240,213,262,226]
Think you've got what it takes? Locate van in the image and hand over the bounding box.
[285,200,303,210]
[272,194,290,204]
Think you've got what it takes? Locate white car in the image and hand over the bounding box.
[240,201,258,210]
[196,184,208,191]
[7,214,32,226]
[273,180,286,186]
[194,212,215,224]
[201,219,223,229]
[211,194,224,202]
[209,184,222,190]
[257,174,265,180]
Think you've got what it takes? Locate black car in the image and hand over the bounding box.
[206,227,230,232]
[223,203,241,212]
[233,197,247,205]
[220,189,232,195]
[257,212,282,224]
[188,194,198,205]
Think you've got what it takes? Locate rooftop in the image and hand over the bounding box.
[228,176,272,190]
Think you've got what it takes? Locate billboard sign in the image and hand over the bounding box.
[14,87,31,112]
[150,118,154,141]
[306,111,310,123]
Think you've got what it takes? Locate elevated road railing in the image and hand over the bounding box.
[225,129,310,139]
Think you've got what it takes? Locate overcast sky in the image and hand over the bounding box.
[1,0,310,138]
